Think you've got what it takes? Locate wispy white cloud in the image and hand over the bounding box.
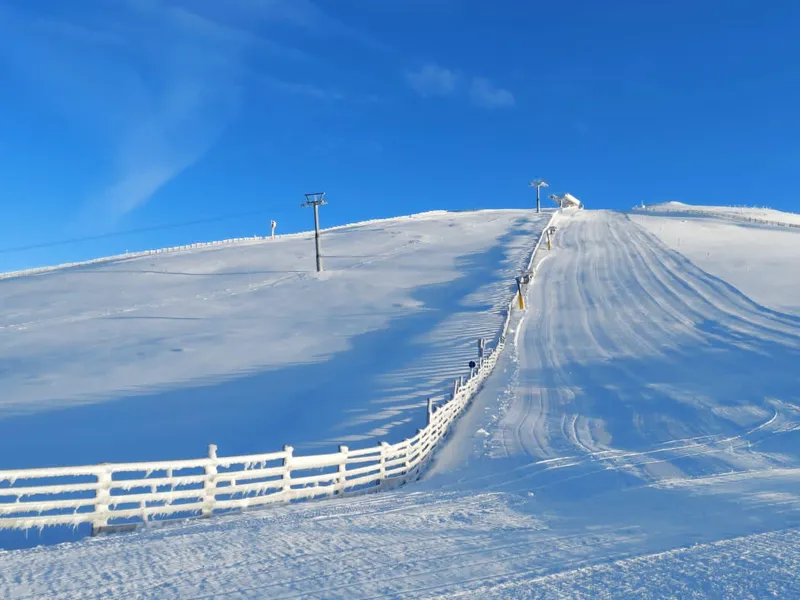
[405,62,515,110]
[261,76,346,101]
[0,0,364,225]
[405,64,460,97]
[0,2,255,223]
[34,18,126,47]
[469,77,516,109]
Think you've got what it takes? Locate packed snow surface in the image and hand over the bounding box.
[2,208,799,598]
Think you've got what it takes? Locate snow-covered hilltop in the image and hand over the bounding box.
[635,200,800,227]
[2,205,799,598]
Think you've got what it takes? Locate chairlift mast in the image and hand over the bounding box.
[301,192,327,273]
[529,179,549,213]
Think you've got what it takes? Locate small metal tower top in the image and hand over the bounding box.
[529,179,549,213]
[302,192,327,207]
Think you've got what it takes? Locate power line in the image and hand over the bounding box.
[0,209,278,255]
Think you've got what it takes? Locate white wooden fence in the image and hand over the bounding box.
[0,213,558,535]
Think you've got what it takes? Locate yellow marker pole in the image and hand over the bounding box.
[547,233,552,251]
[518,293,525,310]
[516,277,525,310]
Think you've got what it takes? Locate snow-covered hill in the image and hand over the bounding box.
[0,210,549,470]
[2,207,799,598]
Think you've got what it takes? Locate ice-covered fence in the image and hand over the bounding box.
[0,348,501,534]
[0,236,267,282]
[632,206,800,229]
[0,212,559,535]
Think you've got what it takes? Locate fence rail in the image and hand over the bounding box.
[0,236,266,282]
[0,213,558,535]
[632,207,800,229]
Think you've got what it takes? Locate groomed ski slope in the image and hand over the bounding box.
[2,208,800,598]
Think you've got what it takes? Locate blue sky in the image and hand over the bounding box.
[0,0,798,271]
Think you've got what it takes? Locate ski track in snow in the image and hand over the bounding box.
[455,211,799,506]
[2,208,800,598]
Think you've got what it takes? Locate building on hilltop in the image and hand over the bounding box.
[549,193,583,209]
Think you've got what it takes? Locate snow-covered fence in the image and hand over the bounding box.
[0,236,267,282]
[0,213,558,535]
[632,207,800,229]
[0,349,501,534]
[498,212,558,346]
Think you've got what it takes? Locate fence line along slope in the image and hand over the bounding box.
[0,322,506,536]
[634,200,800,228]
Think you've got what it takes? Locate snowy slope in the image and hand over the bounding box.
[0,210,550,472]
[2,209,799,598]
[630,211,800,315]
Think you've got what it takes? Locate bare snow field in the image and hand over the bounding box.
[2,207,800,598]
[629,211,800,315]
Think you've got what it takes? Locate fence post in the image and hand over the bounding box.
[282,445,294,498]
[379,441,389,482]
[427,398,434,426]
[92,464,112,535]
[337,445,349,494]
[453,378,460,399]
[203,444,218,518]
